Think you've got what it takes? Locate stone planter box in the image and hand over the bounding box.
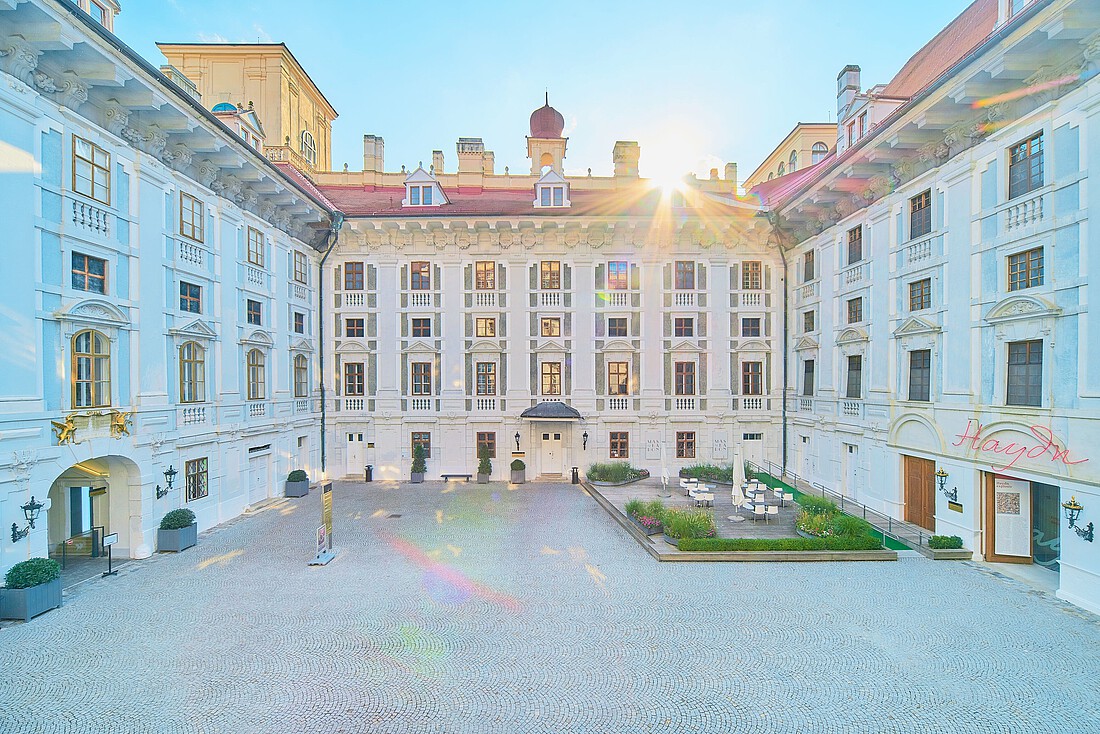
[158,522,198,553]
[410,472,425,484]
[285,480,309,498]
[929,548,973,560]
[661,533,680,547]
[588,470,651,487]
[629,516,663,536]
[477,473,490,484]
[510,470,525,484]
[0,578,62,622]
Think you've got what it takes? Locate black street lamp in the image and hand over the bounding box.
[935,467,957,503]
[514,432,521,452]
[11,496,44,543]
[582,431,589,450]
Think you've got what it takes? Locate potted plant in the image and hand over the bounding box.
[158,508,197,552]
[477,445,492,484]
[285,469,309,498]
[510,458,526,484]
[0,558,62,622]
[410,443,426,484]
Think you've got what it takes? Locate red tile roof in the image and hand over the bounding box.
[882,0,998,98]
[272,161,338,211]
[746,157,832,208]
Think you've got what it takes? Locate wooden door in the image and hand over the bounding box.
[903,455,935,531]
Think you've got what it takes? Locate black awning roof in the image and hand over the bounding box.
[519,402,583,420]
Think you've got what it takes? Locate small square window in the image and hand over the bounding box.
[410,262,431,290]
[476,431,497,459]
[541,317,561,338]
[847,297,863,324]
[609,432,629,459]
[608,317,628,338]
[674,318,694,338]
[676,431,696,459]
[803,310,815,333]
[742,318,761,337]
[1008,247,1043,291]
[180,282,201,314]
[246,299,262,326]
[411,318,431,338]
[475,318,496,338]
[293,312,305,334]
[346,318,365,337]
[909,279,931,311]
[72,253,107,294]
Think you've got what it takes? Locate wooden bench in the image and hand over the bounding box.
[440,473,473,482]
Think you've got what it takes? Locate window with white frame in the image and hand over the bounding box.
[674,361,695,395]
[180,192,204,242]
[610,432,629,459]
[741,362,763,395]
[811,142,828,165]
[246,349,265,400]
[475,261,496,290]
[293,251,308,284]
[73,135,110,204]
[607,261,629,290]
[608,362,629,395]
[845,355,862,399]
[300,130,317,166]
[179,341,205,403]
[344,362,364,396]
[1008,132,1043,200]
[476,362,497,395]
[1006,340,1042,407]
[294,354,309,398]
[73,330,110,408]
[411,362,432,396]
[742,261,762,290]
[541,362,562,395]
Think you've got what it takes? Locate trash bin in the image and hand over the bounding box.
[364,464,373,482]
[571,466,580,484]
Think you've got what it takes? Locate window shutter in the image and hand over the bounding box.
[698,264,707,290]
[595,263,606,290]
[563,264,572,290]
[463,264,473,290]
[631,264,640,290]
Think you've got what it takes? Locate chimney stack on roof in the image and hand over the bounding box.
[724,162,738,190]
[432,150,444,174]
[363,134,384,172]
[837,65,861,120]
[613,141,640,178]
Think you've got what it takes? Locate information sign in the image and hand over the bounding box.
[102,533,118,547]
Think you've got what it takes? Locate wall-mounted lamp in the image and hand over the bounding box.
[935,467,957,503]
[582,431,589,451]
[514,432,521,452]
[1062,496,1094,543]
[11,496,44,543]
[164,465,177,490]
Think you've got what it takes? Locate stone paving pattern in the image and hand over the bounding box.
[2,481,1099,733]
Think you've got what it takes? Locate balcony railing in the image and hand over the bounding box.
[245,265,265,287]
[344,397,364,412]
[179,240,204,267]
[474,291,497,307]
[797,282,819,301]
[248,401,268,418]
[295,399,310,413]
[603,291,629,307]
[71,199,110,238]
[263,144,315,174]
[741,396,763,410]
[343,292,365,307]
[841,400,863,418]
[674,397,696,410]
[741,292,762,307]
[608,397,629,410]
[1004,191,1045,231]
[475,397,497,411]
[799,397,813,412]
[410,397,433,411]
[181,406,206,425]
[540,291,562,307]
[291,283,308,300]
[410,292,432,307]
[841,262,867,286]
[673,292,695,307]
[906,235,934,264]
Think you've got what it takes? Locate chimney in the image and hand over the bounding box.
[709,168,719,180]
[363,134,384,172]
[613,141,640,178]
[432,150,444,174]
[482,151,495,175]
[724,162,737,188]
[456,137,485,174]
[837,65,861,120]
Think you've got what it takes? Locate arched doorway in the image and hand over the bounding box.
[45,455,143,568]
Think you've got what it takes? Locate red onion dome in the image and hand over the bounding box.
[530,93,565,138]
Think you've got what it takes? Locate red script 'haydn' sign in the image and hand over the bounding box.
[952,420,1089,472]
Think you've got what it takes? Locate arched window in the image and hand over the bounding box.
[247,349,266,400]
[300,130,317,166]
[812,142,828,165]
[73,330,110,408]
[777,162,785,176]
[294,354,308,398]
[789,151,797,173]
[767,172,774,181]
[179,342,205,403]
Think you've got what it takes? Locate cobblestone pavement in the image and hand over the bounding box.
[2,481,1098,733]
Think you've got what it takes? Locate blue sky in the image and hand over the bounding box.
[118,1,973,182]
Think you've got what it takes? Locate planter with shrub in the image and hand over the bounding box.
[679,463,737,484]
[0,558,62,622]
[158,508,197,553]
[586,462,650,485]
[927,534,972,560]
[624,498,665,536]
[285,469,310,498]
[410,444,426,484]
[662,507,717,542]
[510,458,526,484]
[477,445,492,484]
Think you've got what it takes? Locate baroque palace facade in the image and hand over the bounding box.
[1,0,1099,616]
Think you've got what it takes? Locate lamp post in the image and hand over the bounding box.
[1062,496,1094,542]
[11,496,44,543]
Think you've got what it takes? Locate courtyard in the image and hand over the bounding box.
[2,480,1099,733]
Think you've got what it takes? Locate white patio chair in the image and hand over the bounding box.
[765,505,779,523]
[751,504,765,523]
[781,491,795,507]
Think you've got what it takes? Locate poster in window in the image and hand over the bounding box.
[993,476,1031,557]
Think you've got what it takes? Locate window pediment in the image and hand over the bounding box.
[58,299,129,328]
[794,335,819,352]
[669,339,704,354]
[985,294,1061,325]
[291,338,314,352]
[170,318,218,341]
[892,316,941,338]
[737,338,769,353]
[836,327,869,345]
[469,339,501,354]
[337,341,370,354]
[402,339,437,355]
[241,329,274,347]
[601,339,636,353]
[533,340,568,355]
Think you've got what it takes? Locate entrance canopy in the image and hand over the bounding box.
[520,402,582,421]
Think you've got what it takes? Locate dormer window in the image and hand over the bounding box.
[403,166,447,208]
[409,185,432,206]
[534,168,570,209]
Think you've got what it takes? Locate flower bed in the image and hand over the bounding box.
[677,536,883,552]
[624,499,665,535]
[662,507,717,540]
[794,496,873,540]
[679,463,739,484]
[587,462,650,485]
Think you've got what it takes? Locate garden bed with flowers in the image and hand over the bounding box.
[623,499,665,536]
[587,462,650,486]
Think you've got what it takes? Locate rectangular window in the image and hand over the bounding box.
[909,190,931,239]
[846,355,862,399]
[540,261,561,289]
[552,187,564,207]
[909,278,931,311]
[1008,247,1043,291]
[421,186,432,206]
[246,299,261,326]
[908,350,931,402]
[803,359,815,397]
[409,186,420,206]
[475,261,496,290]
[858,112,867,139]
[608,362,629,396]
[72,253,106,294]
[609,432,629,459]
[180,192,204,242]
[180,282,201,313]
[803,250,815,282]
[674,318,694,337]
[411,432,432,458]
[1008,132,1043,200]
[476,431,497,459]
[293,251,308,284]
[803,310,815,333]
[674,261,695,290]
[541,317,561,337]
[185,457,208,502]
[741,318,761,337]
[541,362,561,395]
[846,122,855,148]
[1007,340,1043,407]
[608,317,628,337]
[294,312,305,334]
[410,261,430,290]
[247,227,264,267]
[674,361,695,396]
[476,362,497,395]
[847,226,863,265]
[540,187,551,207]
[847,297,863,324]
[73,135,110,204]
[676,431,696,459]
[741,361,763,395]
[411,362,432,396]
[607,261,629,290]
[475,317,496,338]
[346,318,365,337]
[742,261,762,290]
[411,318,431,338]
[344,363,365,396]
[344,262,364,290]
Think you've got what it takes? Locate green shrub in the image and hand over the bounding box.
[411,444,427,474]
[510,459,525,471]
[477,445,492,476]
[797,494,839,516]
[624,499,667,523]
[929,535,964,550]
[795,510,834,537]
[681,463,735,483]
[586,462,646,483]
[830,514,872,538]
[624,499,645,517]
[677,536,883,552]
[4,558,61,589]
[159,508,196,530]
[662,508,716,539]
[287,469,308,482]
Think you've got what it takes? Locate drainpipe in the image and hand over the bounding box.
[317,211,345,475]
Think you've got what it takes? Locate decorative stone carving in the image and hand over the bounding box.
[9,450,37,487]
[54,74,89,109]
[31,70,57,93]
[143,126,168,156]
[197,159,218,188]
[104,103,130,135]
[3,37,40,85]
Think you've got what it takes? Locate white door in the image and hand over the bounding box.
[540,431,563,476]
[346,432,364,477]
[248,455,270,505]
[842,444,858,497]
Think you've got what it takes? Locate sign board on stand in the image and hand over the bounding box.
[308,480,337,566]
[101,533,119,577]
[993,476,1031,557]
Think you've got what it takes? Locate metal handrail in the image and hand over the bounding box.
[54,525,105,569]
